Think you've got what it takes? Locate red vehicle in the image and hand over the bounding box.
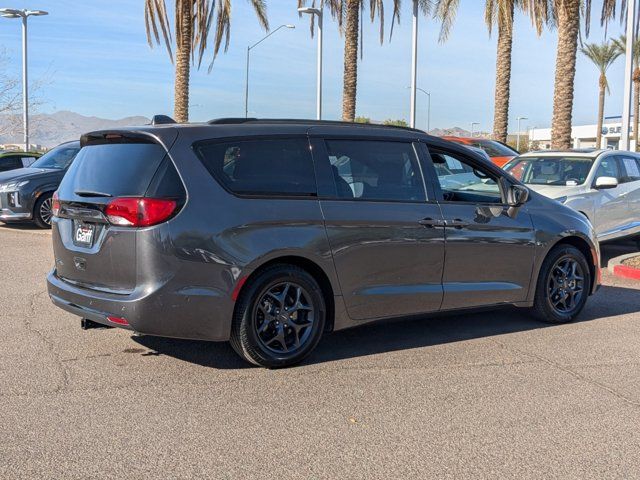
[442,136,519,168]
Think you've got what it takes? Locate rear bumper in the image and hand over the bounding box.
[47,269,234,341]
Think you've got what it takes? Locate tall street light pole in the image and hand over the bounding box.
[298,7,323,120]
[621,0,638,151]
[0,8,48,152]
[516,116,528,151]
[409,0,419,128]
[245,24,295,118]
[417,87,431,133]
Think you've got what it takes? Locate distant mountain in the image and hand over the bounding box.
[0,111,150,148]
[429,126,472,137]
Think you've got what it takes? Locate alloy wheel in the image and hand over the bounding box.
[254,282,315,354]
[40,197,53,225]
[547,255,585,314]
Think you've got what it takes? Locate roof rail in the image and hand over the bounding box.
[206,117,425,133]
[150,114,177,125]
[208,117,258,125]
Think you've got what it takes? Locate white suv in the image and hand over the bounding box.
[504,149,640,242]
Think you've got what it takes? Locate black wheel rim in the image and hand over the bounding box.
[547,255,585,314]
[254,282,315,355]
[40,197,53,225]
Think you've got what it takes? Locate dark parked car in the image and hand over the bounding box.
[0,141,81,228]
[47,119,600,368]
[0,150,41,172]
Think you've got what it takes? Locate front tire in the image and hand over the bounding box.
[33,193,53,229]
[531,245,591,324]
[230,265,326,368]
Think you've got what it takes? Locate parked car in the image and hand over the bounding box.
[442,136,519,167]
[503,149,640,242]
[0,150,41,172]
[47,119,600,368]
[0,141,81,228]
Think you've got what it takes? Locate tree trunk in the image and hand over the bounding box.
[633,67,640,151]
[596,74,606,149]
[174,0,192,123]
[492,3,514,144]
[550,0,580,150]
[342,0,360,122]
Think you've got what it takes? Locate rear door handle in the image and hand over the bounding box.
[419,217,445,228]
[445,219,469,229]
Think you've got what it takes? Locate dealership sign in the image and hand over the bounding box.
[602,125,634,135]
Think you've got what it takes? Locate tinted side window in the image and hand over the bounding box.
[0,156,22,171]
[325,140,425,202]
[594,157,622,181]
[195,138,316,196]
[429,149,503,204]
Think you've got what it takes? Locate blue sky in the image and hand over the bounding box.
[0,0,630,133]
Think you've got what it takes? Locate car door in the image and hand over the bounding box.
[421,142,536,310]
[590,155,629,239]
[615,154,640,235]
[310,131,445,321]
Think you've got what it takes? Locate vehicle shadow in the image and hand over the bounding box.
[600,240,638,267]
[132,283,640,370]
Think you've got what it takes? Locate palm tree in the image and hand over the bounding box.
[613,34,640,151]
[145,0,269,123]
[298,0,401,122]
[549,0,622,150]
[436,1,549,144]
[580,41,621,148]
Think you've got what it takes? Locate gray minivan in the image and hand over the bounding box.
[47,119,600,367]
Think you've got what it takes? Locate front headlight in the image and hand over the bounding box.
[554,196,568,204]
[0,180,29,192]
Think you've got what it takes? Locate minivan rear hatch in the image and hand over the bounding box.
[52,131,184,293]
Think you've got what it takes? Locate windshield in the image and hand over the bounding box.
[31,144,80,170]
[504,156,593,186]
[472,140,518,157]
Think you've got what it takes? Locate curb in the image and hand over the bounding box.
[608,252,640,281]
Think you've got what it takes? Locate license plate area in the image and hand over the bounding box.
[73,221,96,248]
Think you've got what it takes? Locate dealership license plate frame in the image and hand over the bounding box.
[73,220,96,248]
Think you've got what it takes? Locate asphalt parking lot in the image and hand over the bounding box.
[1,225,639,479]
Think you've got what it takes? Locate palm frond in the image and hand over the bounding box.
[144,0,174,61]
[581,40,622,92]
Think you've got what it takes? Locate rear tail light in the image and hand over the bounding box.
[52,191,61,217]
[105,197,177,227]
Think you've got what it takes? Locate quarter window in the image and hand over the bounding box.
[430,149,503,204]
[324,140,426,202]
[195,138,316,196]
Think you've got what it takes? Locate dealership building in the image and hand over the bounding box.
[528,116,636,150]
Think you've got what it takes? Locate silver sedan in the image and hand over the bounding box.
[504,149,640,242]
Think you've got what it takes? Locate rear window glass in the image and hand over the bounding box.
[194,138,316,196]
[63,143,168,197]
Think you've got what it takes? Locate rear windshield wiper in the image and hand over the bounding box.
[74,190,113,198]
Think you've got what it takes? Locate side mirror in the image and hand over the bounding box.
[594,176,618,189]
[507,184,529,207]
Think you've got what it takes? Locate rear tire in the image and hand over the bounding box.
[530,245,591,324]
[230,265,326,368]
[33,193,53,229]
